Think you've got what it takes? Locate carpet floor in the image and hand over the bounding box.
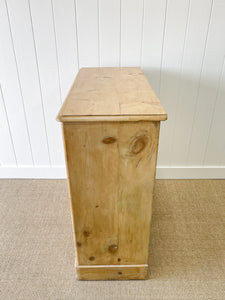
[0,179,225,299]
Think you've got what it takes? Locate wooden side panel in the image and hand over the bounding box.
[63,121,159,271]
[63,122,119,266]
[117,121,160,265]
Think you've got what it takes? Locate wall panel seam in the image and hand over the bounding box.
[0,85,17,165]
[50,0,62,103]
[186,0,214,164]
[202,53,225,165]
[27,0,51,166]
[159,0,168,97]
[97,0,101,67]
[73,0,80,70]
[140,0,145,68]
[169,0,191,166]
[5,0,34,165]
[119,0,122,67]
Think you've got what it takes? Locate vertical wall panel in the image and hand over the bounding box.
[52,0,79,99]
[187,0,225,165]
[204,59,225,165]
[121,0,144,66]
[29,0,64,165]
[170,0,213,166]
[0,86,16,165]
[99,0,120,66]
[0,0,33,165]
[142,0,167,94]
[76,0,99,67]
[7,0,50,165]
[0,0,225,177]
[157,0,190,166]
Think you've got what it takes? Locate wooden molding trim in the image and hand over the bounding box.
[76,264,149,280]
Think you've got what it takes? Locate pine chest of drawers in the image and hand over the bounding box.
[57,67,167,280]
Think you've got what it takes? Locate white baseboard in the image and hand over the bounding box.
[0,165,224,179]
[0,166,67,179]
[156,166,225,179]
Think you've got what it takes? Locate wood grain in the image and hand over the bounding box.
[63,122,119,266]
[59,67,166,280]
[62,120,160,279]
[57,67,167,122]
[76,264,148,280]
[116,121,160,265]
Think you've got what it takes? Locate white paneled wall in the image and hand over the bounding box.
[0,0,224,178]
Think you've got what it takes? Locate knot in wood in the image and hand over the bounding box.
[102,136,117,144]
[83,230,90,237]
[89,256,95,261]
[76,242,82,247]
[108,244,118,253]
[131,135,148,154]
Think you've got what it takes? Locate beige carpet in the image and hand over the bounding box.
[0,179,225,299]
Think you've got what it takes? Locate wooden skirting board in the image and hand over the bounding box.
[76,264,148,280]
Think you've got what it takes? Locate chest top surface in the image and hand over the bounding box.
[57,67,167,122]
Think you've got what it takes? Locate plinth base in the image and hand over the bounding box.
[76,264,149,280]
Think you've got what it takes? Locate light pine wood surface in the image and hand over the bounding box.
[57,67,167,122]
[76,264,148,280]
[62,121,160,279]
[59,67,166,280]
